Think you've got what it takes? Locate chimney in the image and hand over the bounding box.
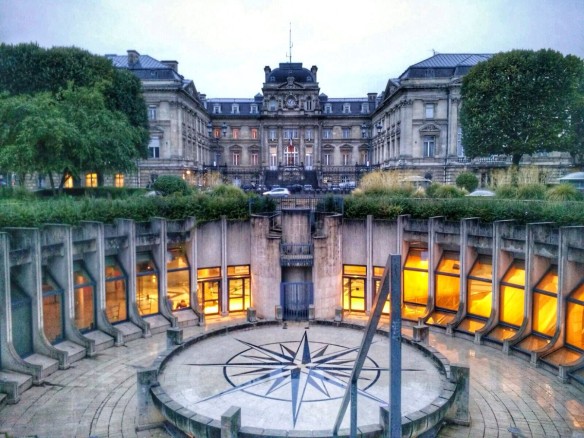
[127,50,140,67]
[311,65,318,81]
[264,66,271,82]
[161,60,178,72]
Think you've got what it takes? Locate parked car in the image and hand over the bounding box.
[262,187,290,197]
[303,184,314,194]
[287,184,303,194]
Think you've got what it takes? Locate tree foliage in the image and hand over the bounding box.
[460,49,584,165]
[0,43,149,184]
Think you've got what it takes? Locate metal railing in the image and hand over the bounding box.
[280,243,313,267]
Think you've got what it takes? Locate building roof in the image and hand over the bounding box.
[105,52,184,81]
[265,62,316,84]
[399,53,492,79]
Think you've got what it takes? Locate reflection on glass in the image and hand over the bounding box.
[198,267,221,315]
[343,265,366,312]
[467,256,492,319]
[499,261,525,330]
[403,248,429,307]
[228,265,251,312]
[435,252,460,311]
[167,247,190,311]
[105,256,127,322]
[11,282,33,357]
[566,283,584,350]
[136,253,159,316]
[73,262,95,332]
[42,270,64,344]
[532,267,558,337]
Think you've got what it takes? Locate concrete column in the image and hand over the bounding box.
[428,217,443,316]
[136,367,164,431]
[366,215,373,315]
[221,406,241,438]
[150,218,176,326]
[447,364,470,426]
[412,324,429,344]
[166,327,183,348]
[221,216,228,316]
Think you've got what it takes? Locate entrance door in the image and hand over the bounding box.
[201,280,220,315]
[281,282,313,321]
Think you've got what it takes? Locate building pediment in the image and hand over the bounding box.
[419,123,440,133]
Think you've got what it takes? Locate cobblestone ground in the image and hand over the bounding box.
[0,319,583,437]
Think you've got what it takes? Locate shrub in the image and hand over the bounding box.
[425,183,441,198]
[496,185,518,199]
[208,184,245,198]
[516,184,546,200]
[546,184,583,201]
[152,175,190,196]
[433,185,465,198]
[455,172,479,192]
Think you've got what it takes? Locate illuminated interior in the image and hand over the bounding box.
[460,255,493,333]
[73,261,96,332]
[427,251,460,326]
[105,256,127,323]
[167,247,190,311]
[343,265,366,312]
[64,173,74,188]
[566,282,584,351]
[41,269,64,344]
[372,266,390,314]
[85,172,98,188]
[136,253,159,316]
[488,260,525,342]
[10,282,33,357]
[198,267,221,315]
[114,173,125,188]
[403,248,429,320]
[227,265,251,312]
[517,267,558,351]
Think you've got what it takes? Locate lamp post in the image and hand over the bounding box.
[361,121,383,167]
[207,121,228,167]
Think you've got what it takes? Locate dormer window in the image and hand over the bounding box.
[324,103,332,114]
[213,104,221,114]
[342,103,351,114]
[361,103,369,114]
[250,104,258,114]
[231,104,240,114]
[269,99,277,111]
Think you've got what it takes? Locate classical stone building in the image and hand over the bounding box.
[94,50,578,189]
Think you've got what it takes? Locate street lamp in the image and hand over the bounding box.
[207,121,228,166]
[361,121,384,166]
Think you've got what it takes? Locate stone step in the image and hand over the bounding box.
[144,314,171,335]
[0,369,33,398]
[174,309,199,328]
[83,330,114,352]
[115,321,143,342]
[0,392,6,409]
[54,340,86,364]
[25,354,59,380]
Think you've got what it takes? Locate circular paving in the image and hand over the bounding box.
[157,323,447,433]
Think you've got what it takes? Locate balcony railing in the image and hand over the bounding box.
[280,243,313,267]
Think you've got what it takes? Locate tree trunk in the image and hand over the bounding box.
[512,153,522,166]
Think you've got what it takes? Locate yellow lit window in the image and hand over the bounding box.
[105,256,127,322]
[343,265,367,312]
[167,247,190,311]
[197,267,221,315]
[467,256,492,319]
[343,265,366,276]
[403,248,429,307]
[499,261,525,328]
[435,251,460,311]
[85,172,98,188]
[136,253,159,316]
[227,265,251,312]
[532,267,558,337]
[198,267,221,279]
[566,283,584,350]
[64,173,74,188]
[114,173,124,188]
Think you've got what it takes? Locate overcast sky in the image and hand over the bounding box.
[1,0,583,98]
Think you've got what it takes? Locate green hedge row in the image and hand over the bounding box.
[0,192,583,228]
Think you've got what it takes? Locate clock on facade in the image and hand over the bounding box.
[286,96,296,108]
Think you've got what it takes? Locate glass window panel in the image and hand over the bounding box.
[535,268,558,295]
[544,347,581,366]
[136,253,156,273]
[168,270,190,310]
[404,249,429,270]
[532,292,557,337]
[11,284,33,357]
[436,252,460,274]
[137,274,159,316]
[200,280,220,315]
[74,284,95,332]
[435,274,459,310]
[402,303,426,320]
[228,265,250,276]
[373,266,384,278]
[457,317,487,334]
[467,279,492,318]
[105,256,124,279]
[488,325,517,341]
[343,265,366,276]
[500,285,524,327]
[502,261,525,286]
[198,267,221,279]
[570,283,584,302]
[469,256,492,280]
[43,293,63,343]
[167,247,189,270]
[517,335,550,351]
[566,300,584,350]
[403,270,428,305]
[106,278,127,322]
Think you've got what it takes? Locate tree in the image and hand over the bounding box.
[460,49,584,166]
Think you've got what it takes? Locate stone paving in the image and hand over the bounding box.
[0,317,583,438]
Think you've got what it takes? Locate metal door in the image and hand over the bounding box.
[281,282,313,321]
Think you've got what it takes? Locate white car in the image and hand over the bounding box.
[262,187,290,197]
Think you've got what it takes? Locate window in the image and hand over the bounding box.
[269,128,277,141]
[213,127,221,138]
[250,152,259,166]
[305,128,313,141]
[342,152,350,165]
[323,153,332,166]
[73,261,95,332]
[343,265,366,312]
[423,136,435,157]
[305,98,313,111]
[342,103,351,114]
[136,253,159,316]
[251,128,258,139]
[148,137,160,158]
[232,151,240,166]
[228,265,251,312]
[114,173,124,188]
[305,151,313,167]
[457,127,465,157]
[167,246,190,311]
[250,104,258,114]
[342,128,351,139]
[460,255,493,334]
[197,267,221,315]
[213,104,221,114]
[269,99,277,111]
[361,103,369,114]
[425,103,434,119]
[324,103,332,114]
[105,256,127,323]
[270,152,277,167]
[322,128,332,139]
[284,142,298,166]
[42,269,64,344]
[85,172,98,188]
[148,106,157,120]
[284,129,298,139]
[531,267,558,338]
[231,103,239,114]
[232,128,239,139]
